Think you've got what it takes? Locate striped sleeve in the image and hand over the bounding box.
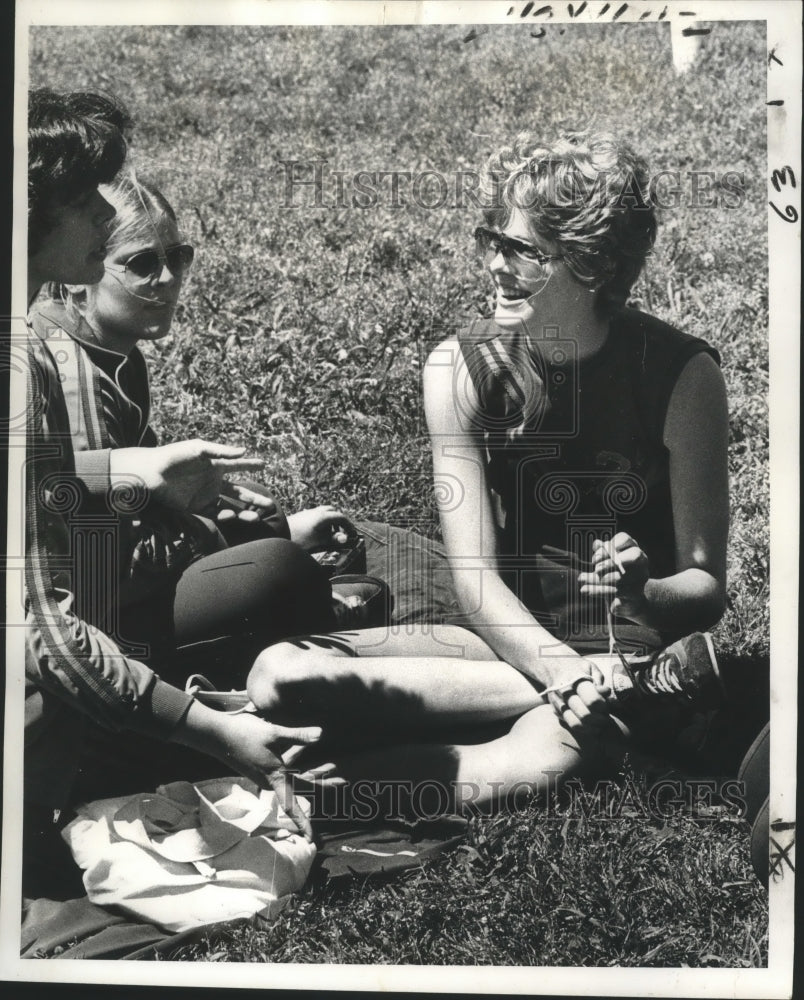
[24,331,193,737]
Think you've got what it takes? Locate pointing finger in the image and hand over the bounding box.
[195,442,248,458]
[281,744,307,766]
[210,458,265,472]
[268,771,313,841]
[272,724,323,746]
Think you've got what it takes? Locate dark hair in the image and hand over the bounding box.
[48,171,179,307]
[481,126,657,317]
[28,88,132,255]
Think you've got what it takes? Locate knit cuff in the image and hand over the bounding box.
[130,678,194,740]
[73,448,112,498]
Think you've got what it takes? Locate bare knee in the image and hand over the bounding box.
[247,636,354,721]
[247,640,312,715]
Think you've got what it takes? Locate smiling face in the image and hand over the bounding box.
[28,187,115,290]
[81,215,185,356]
[486,208,594,336]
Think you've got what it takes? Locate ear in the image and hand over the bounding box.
[63,284,89,313]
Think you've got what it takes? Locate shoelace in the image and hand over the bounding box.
[607,606,633,670]
[608,607,690,700]
[184,674,257,714]
[632,649,686,698]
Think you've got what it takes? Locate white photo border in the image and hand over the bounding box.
[3,0,799,995]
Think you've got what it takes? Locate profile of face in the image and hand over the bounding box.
[79,214,187,356]
[29,187,115,287]
[485,208,593,337]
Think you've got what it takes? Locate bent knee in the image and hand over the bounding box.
[247,636,352,718]
[247,640,309,713]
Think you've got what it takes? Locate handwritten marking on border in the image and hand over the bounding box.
[769,820,795,881]
[769,165,798,224]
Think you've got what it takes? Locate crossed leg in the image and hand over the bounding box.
[248,625,627,814]
[248,625,544,729]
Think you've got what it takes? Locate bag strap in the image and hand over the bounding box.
[184,674,257,714]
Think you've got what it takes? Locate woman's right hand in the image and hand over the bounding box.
[110,440,263,513]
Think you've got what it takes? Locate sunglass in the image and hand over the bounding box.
[474,226,561,267]
[106,243,195,286]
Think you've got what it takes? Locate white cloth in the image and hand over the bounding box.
[62,777,316,932]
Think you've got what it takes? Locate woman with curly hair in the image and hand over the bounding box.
[246,125,729,813]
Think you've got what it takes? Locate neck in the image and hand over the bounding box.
[524,299,610,361]
[565,311,611,361]
[81,316,136,357]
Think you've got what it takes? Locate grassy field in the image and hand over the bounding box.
[30,19,769,966]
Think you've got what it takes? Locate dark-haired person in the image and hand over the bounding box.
[245,126,729,812]
[23,88,325,899]
[29,167,388,707]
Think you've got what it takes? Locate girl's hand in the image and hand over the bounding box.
[578,532,650,621]
[216,713,324,839]
[543,660,611,740]
[287,506,356,551]
[111,440,263,513]
[176,704,323,840]
[216,481,278,526]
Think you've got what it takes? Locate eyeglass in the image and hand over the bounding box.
[474,226,561,267]
[105,243,195,285]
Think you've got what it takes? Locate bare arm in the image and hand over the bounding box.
[424,339,598,693]
[580,351,729,633]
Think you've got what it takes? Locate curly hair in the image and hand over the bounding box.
[28,88,132,256]
[480,126,657,317]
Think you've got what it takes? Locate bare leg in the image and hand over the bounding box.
[248,624,546,730]
[310,703,627,819]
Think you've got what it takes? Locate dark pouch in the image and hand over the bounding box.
[310,535,367,578]
[214,480,290,546]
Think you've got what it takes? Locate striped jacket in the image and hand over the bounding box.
[24,323,193,810]
[28,301,218,610]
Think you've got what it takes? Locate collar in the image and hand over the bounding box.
[32,300,140,382]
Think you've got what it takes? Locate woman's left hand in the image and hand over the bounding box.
[578,532,650,620]
[287,505,356,551]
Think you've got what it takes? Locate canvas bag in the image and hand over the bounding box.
[62,777,316,932]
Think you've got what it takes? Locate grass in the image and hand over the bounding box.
[169,772,767,967]
[30,18,769,966]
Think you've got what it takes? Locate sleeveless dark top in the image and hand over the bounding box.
[457,307,720,653]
